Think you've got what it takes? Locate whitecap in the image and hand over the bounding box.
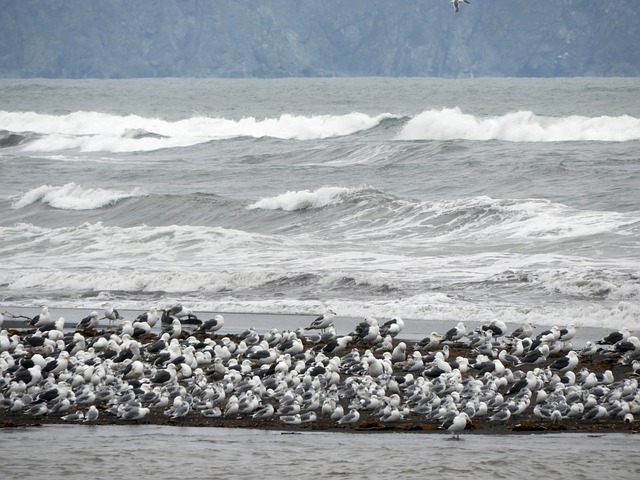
[396,107,640,142]
[0,110,396,152]
[11,182,147,210]
[247,186,359,211]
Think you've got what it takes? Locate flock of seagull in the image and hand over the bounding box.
[1,305,639,438]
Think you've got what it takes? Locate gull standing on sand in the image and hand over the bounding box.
[509,321,535,340]
[195,314,225,334]
[85,405,99,422]
[162,318,182,339]
[337,409,360,425]
[379,317,405,338]
[443,322,466,342]
[322,335,352,355]
[29,306,51,328]
[305,309,336,332]
[549,350,580,373]
[135,307,160,328]
[597,327,631,345]
[481,319,508,338]
[352,317,380,344]
[558,323,578,342]
[76,311,100,330]
[102,303,122,327]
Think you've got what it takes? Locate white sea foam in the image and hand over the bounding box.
[396,107,640,142]
[421,196,635,241]
[2,220,639,326]
[247,186,360,211]
[532,269,640,300]
[257,189,638,243]
[11,183,146,210]
[0,222,295,270]
[0,110,394,152]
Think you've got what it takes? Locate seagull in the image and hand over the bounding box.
[613,336,640,353]
[162,318,182,339]
[252,404,275,419]
[580,341,598,357]
[61,411,85,422]
[548,350,579,373]
[418,332,443,351]
[76,311,100,330]
[520,344,549,365]
[13,364,42,387]
[481,319,508,338]
[322,335,352,355]
[135,307,160,328]
[167,304,200,323]
[85,405,99,422]
[195,314,225,334]
[151,364,178,385]
[509,321,535,340]
[244,347,277,366]
[597,328,631,345]
[29,306,51,328]
[442,322,466,342]
[337,409,360,425]
[558,324,578,342]
[352,317,380,344]
[305,309,336,332]
[102,303,122,327]
[451,0,470,13]
[488,408,511,422]
[379,317,405,337]
[439,411,472,439]
[40,316,65,336]
[120,406,150,420]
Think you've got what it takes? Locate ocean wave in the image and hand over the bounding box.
[396,107,640,142]
[416,196,633,241]
[2,219,639,330]
[248,186,636,242]
[11,183,147,210]
[489,268,640,301]
[247,186,362,211]
[0,110,396,152]
[0,130,29,148]
[0,222,290,266]
[532,269,640,301]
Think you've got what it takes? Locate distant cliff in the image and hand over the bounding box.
[1,0,638,78]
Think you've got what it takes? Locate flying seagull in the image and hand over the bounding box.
[452,0,470,13]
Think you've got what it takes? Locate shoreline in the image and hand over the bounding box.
[2,311,639,435]
[0,305,612,347]
[2,411,638,435]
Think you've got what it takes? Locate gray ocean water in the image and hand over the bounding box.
[1,77,640,332]
[2,78,640,478]
[0,425,638,480]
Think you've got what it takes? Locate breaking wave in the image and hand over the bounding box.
[0,110,396,152]
[12,183,147,210]
[396,108,640,142]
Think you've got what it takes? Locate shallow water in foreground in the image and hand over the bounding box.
[1,425,639,480]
